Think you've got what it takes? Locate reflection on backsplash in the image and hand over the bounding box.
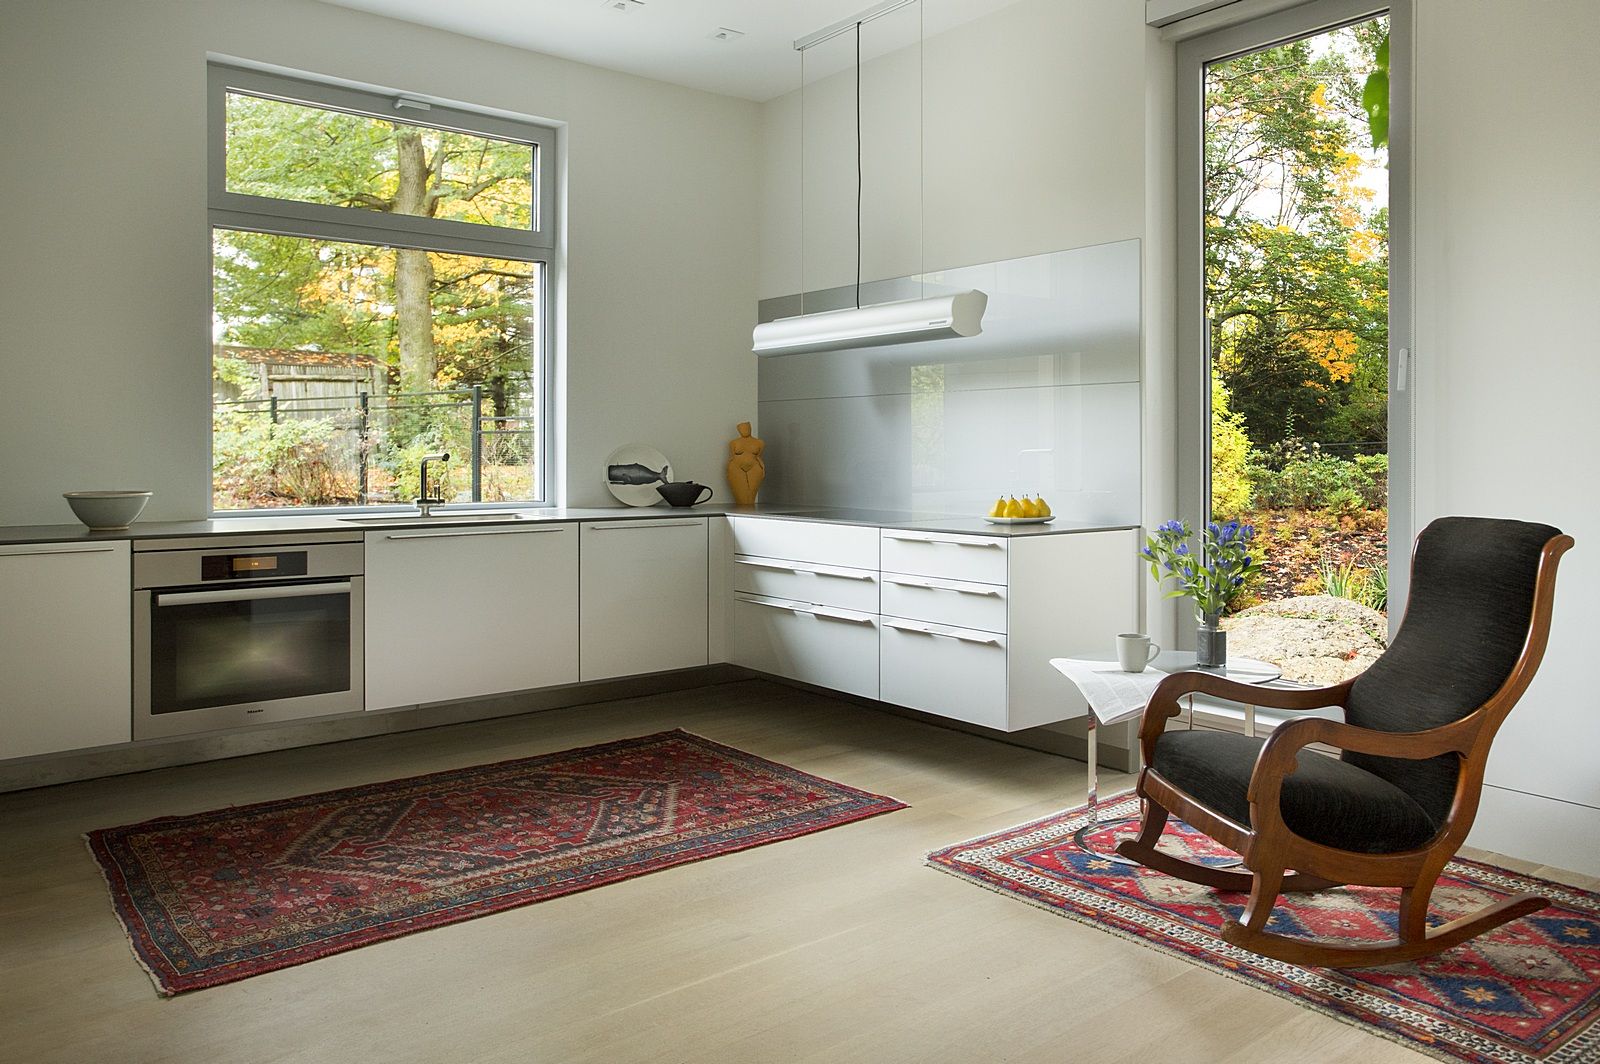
[756,240,1141,524]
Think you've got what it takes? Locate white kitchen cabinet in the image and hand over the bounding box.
[0,542,131,759]
[880,618,1009,729]
[580,519,708,681]
[879,572,1006,633]
[733,593,880,700]
[727,516,878,571]
[364,524,578,710]
[732,554,879,614]
[725,516,1139,732]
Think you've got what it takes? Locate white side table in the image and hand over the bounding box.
[1049,653,1282,863]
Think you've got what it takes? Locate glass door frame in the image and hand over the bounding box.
[1175,0,1414,634]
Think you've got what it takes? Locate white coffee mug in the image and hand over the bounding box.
[1117,633,1160,672]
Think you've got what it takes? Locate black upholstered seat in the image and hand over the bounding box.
[1151,729,1438,853]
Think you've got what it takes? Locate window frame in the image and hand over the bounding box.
[206,63,559,513]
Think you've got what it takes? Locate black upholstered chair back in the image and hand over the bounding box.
[1342,516,1561,830]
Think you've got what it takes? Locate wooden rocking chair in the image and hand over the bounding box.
[1116,516,1574,968]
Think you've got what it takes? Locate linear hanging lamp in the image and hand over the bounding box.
[754,0,986,358]
[753,290,988,356]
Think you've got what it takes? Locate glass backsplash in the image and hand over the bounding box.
[755,239,1141,525]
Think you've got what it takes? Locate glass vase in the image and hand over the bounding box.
[1196,611,1227,668]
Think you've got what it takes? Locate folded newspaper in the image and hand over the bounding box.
[1048,658,1171,728]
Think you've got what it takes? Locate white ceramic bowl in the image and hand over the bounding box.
[63,490,153,530]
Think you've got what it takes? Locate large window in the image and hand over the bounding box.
[1177,0,1412,682]
[208,66,556,511]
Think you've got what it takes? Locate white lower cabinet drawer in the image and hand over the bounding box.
[732,593,879,699]
[733,554,879,613]
[729,517,879,571]
[879,572,1006,632]
[880,529,1007,584]
[881,618,1008,729]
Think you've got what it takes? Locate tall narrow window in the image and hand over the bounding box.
[208,67,557,511]
[1179,1,1411,682]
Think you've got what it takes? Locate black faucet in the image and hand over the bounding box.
[416,452,449,516]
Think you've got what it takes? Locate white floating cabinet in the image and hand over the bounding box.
[880,618,1010,729]
[580,519,708,681]
[732,593,880,700]
[727,516,1138,732]
[0,542,131,759]
[364,525,579,710]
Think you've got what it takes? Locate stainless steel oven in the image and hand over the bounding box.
[134,533,364,739]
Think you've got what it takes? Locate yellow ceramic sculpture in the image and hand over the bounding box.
[726,421,766,506]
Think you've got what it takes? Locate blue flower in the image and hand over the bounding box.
[1141,546,1155,559]
[1232,576,1244,586]
[1175,543,1190,556]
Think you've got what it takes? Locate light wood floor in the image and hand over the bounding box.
[1,679,1591,1064]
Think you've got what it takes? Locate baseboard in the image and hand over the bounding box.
[746,672,1139,773]
[1469,784,1600,878]
[0,665,746,794]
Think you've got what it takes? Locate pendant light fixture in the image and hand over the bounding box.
[752,0,987,357]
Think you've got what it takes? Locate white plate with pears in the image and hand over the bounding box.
[983,494,1054,524]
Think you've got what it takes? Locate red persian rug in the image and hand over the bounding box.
[928,794,1600,1064]
[88,730,904,995]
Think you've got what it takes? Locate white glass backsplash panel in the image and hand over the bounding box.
[758,240,1140,402]
[756,241,1141,523]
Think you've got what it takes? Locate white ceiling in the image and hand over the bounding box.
[315,0,1029,101]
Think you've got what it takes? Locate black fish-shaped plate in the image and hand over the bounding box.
[604,444,674,507]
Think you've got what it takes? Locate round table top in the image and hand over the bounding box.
[1148,650,1282,685]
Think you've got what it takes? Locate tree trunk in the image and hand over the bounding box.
[394,131,436,394]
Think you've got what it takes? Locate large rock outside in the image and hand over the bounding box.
[1221,595,1387,685]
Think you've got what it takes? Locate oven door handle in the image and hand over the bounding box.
[155,581,353,607]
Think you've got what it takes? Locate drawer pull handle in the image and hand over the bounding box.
[883,532,1003,549]
[589,521,700,531]
[735,556,875,581]
[810,607,876,625]
[0,545,119,558]
[739,596,874,625]
[883,576,1001,596]
[884,619,1001,646]
[385,526,567,540]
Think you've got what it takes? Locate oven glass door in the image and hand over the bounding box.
[148,580,353,714]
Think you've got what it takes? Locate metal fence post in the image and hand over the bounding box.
[357,392,370,505]
[470,385,483,502]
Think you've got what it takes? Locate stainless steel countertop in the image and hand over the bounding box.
[0,504,1136,545]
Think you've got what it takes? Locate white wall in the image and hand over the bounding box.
[1411,0,1600,871]
[0,0,760,524]
[759,0,1148,298]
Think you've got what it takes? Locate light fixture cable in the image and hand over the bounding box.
[855,20,863,310]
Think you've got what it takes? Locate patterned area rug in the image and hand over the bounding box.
[88,730,905,995]
[928,794,1600,1064]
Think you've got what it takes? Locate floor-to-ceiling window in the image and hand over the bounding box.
[1178,1,1411,683]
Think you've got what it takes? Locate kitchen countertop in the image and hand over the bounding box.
[0,504,1136,546]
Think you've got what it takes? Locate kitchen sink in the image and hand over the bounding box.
[337,511,530,524]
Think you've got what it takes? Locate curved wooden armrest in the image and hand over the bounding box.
[1247,716,1479,807]
[1135,671,1354,762]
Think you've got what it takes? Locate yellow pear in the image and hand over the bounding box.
[1019,496,1041,518]
[1003,495,1025,518]
[988,496,1007,518]
[1036,495,1052,518]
